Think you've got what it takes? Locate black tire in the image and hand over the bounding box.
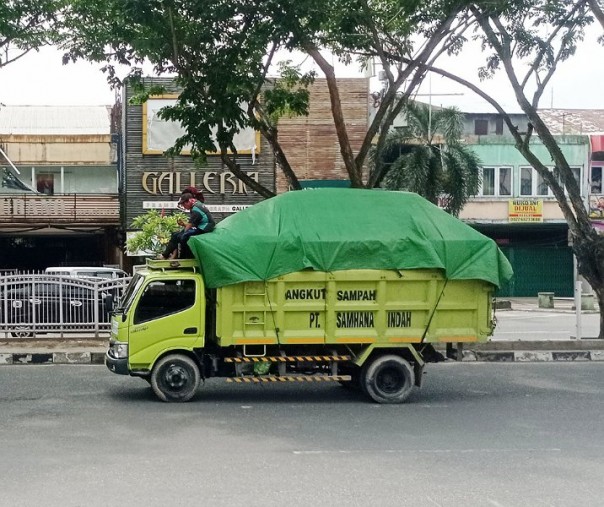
[151,354,200,402]
[362,354,415,404]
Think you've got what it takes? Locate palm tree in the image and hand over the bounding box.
[377,102,481,217]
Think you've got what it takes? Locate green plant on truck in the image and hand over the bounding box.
[106,189,512,403]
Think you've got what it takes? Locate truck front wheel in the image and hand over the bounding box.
[151,354,200,403]
[362,355,415,404]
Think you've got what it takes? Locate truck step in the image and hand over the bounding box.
[224,355,351,363]
[226,375,352,383]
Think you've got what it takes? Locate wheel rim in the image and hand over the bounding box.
[375,366,405,394]
[160,363,192,393]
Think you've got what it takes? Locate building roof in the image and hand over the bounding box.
[0,105,111,135]
[538,109,604,135]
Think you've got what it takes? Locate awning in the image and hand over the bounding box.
[591,135,604,154]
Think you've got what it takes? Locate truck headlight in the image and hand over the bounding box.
[110,342,128,359]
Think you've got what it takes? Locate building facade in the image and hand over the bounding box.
[120,79,276,267]
[120,78,370,263]
[276,78,370,192]
[459,133,589,296]
[0,105,121,270]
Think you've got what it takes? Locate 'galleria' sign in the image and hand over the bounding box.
[141,171,259,196]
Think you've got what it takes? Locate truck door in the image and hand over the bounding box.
[127,278,202,368]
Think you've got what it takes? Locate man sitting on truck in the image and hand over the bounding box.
[161,191,216,259]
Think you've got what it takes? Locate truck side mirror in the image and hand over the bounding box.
[104,294,114,314]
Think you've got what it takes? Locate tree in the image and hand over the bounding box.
[588,0,604,31]
[0,0,63,69]
[379,102,480,216]
[467,0,604,337]
[126,209,187,257]
[61,0,474,195]
[390,0,604,336]
[62,0,604,336]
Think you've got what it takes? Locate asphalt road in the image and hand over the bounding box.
[1,363,603,506]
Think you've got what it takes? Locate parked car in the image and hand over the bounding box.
[44,267,128,279]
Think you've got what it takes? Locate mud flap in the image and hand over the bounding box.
[414,361,424,387]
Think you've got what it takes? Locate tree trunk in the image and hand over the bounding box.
[572,233,604,340]
[595,287,604,340]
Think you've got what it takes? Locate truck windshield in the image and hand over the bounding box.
[115,274,145,313]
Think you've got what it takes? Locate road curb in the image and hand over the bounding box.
[0,352,106,365]
[460,350,604,362]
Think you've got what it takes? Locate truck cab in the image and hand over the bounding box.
[106,260,205,381]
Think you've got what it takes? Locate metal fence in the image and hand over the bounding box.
[0,272,131,339]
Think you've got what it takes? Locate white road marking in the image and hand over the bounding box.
[292,448,561,455]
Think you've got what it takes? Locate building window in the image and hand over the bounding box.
[592,166,603,194]
[36,174,54,195]
[519,167,582,196]
[495,117,504,135]
[474,119,488,135]
[520,167,532,195]
[554,166,581,193]
[536,171,549,196]
[481,167,511,196]
[520,167,550,196]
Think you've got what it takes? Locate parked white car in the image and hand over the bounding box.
[44,267,128,279]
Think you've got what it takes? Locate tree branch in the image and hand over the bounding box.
[220,149,275,198]
[355,9,461,180]
[471,5,591,236]
[588,0,604,29]
[392,54,580,232]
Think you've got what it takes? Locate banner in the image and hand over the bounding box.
[142,96,259,155]
[508,199,543,222]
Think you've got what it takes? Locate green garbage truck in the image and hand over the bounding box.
[106,189,512,403]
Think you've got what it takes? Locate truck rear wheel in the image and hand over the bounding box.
[151,354,200,402]
[362,355,414,404]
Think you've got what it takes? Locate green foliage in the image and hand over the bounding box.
[126,209,187,256]
[0,0,63,68]
[380,102,481,217]
[263,61,316,123]
[62,0,321,163]
[60,0,471,193]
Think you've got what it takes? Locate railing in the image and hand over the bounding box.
[0,273,131,338]
[0,194,120,226]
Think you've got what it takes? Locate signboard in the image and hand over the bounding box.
[589,194,604,218]
[143,201,251,213]
[142,96,260,155]
[508,199,543,222]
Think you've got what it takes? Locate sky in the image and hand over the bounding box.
[0,25,602,112]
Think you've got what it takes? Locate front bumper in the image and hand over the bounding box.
[105,352,129,375]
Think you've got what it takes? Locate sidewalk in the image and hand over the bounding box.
[1,298,603,365]
[501,296,600,313]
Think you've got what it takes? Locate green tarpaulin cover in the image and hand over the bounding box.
[189,189,513,289]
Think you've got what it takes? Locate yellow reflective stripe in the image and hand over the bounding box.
[227,375,352,383]
[225,355,351,363]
